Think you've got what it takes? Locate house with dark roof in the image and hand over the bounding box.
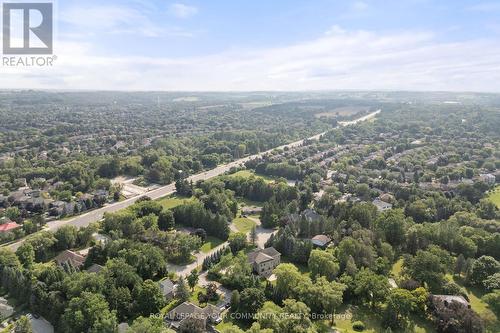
[166,301,221,330]
[159,279,175,300]
[372,198,392,212]
[430,295,470,309]
[247,247,281,277]
[54,250,86,269]
[86,263,104,274]
[311,234,332,248]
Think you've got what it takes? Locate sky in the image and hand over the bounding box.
[1,0,500,91]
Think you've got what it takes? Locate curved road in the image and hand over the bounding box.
[6,110,380,251]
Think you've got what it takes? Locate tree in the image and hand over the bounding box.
[308,249,340,281]
[60,292,117,333]
[483,273,500,291]
[257,299,316,333]
[353,268,390,308]
[187,270,199,291]
[250,226,257,246]
[469,256,500,287]
[238,288,265,318]
[228,232,247,254]
[0,248,21,272]
[274,264,303,300]
[404,250,445,292]
[455,254,466,276]
[374,209,410,247]
[383,288,417,329]
[482,290,500,316]
[14,315,32,333]
[477,199,497,219]
[230,290,240,311]
[158,209,175,231]
[316,277,345,324]
[205,283,219,302]
[134,280,165,317]
[176,276,191,302]
[15,243,35,269]
[54,225,78,250]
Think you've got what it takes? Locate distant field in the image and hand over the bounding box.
[487,185,500,209]
[157,195,194,209]
[314,106,370,119]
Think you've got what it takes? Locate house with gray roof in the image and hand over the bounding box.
[247,247,281,277]
[311,234,331,248]
[166,301,221,330]
[159,279,175,300]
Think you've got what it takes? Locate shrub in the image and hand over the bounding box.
[352,321,366,331]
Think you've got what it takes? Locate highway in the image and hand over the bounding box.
[5,110,380,251]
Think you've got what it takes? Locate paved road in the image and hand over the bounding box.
[5,110,380,251]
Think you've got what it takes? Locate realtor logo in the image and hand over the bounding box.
[2,2,53,54]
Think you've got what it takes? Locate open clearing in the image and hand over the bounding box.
[487,185,500,208]
[157,195,194,209]
[232,217,256,233]
[200,236,225,253]
[314,106,371,119]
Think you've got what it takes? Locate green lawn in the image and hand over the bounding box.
[487,185,500,209]
[156,195,194,209]
[237,197,264,208]
[330,305,435,333]
[200,236,225,253]
[189,285,219,308]
[232,217,256,233]
[391,258,404,277]
[227,170,275,183]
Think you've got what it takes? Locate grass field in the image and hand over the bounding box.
[189,285,219,307]
[227,170,275,183]
[157,194,194,209]
[200,236,225,253]
[391,258,404,277]
[232,217,256,233]
[487,185,500,209]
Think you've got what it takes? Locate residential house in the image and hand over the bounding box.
[0,297,14,319]
[159,279,175,300]
[430,295,470,309]
[54,250,86,269]
[247,247,281,277]
[29,315,54,333]
[479,173,496,186]
[379,193,395,203]
[0,222,22,234]
[86,264,104,274]
[372,198,392,212]
[166,302,221,331]
[49,201,66,216]
[311,234,332,249]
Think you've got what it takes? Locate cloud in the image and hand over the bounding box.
[169,3,198,19]
[61,5,163,37]
[2,27,500,92]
